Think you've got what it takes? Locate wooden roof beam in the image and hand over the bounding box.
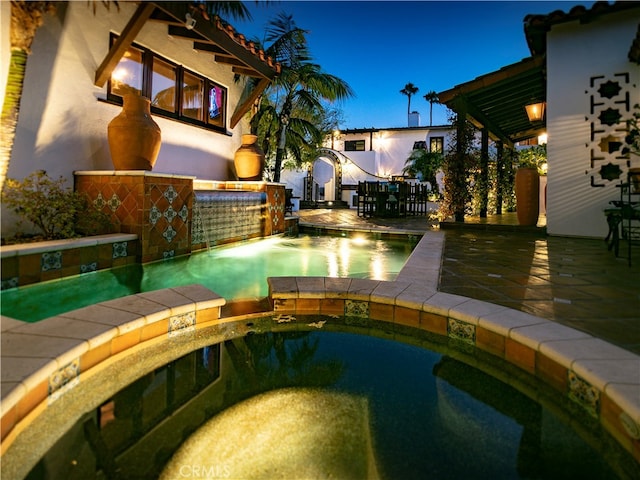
[167,25,208,42]
[453,97,515,148]
[215,56,244,67]
[193,41,228,55]
[232,66,264,78]
[230,77,270,128]
[94,2,156,87]
[148,8,182,26]
[438,56,544,104]
[153,2,278,80]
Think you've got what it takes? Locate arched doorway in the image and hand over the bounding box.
[303,148,346,207]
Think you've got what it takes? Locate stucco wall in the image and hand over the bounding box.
[3,2,251,237]
[336,127,453,180]
[546,9,640,238]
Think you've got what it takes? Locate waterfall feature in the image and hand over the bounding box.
[192,191,266,248]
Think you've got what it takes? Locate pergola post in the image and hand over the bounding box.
[453,111,467,222]
[479,128,489,218]
[495,141,504,215]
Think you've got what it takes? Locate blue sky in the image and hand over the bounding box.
[235,1,590,130]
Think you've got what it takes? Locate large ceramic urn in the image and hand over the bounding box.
[234,134,265,180]
[515,167,540,226]
[108,94,161,171]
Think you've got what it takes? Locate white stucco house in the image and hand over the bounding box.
[0,2,279,238]
[281,125,454,207]
[439,1,640,238]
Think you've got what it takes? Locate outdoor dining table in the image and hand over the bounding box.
[357,181,408,218]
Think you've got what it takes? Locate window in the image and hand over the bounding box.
[107,35,227,133]
[111,46,143,96]
[345,140,365,151]
[182,72,204,121]
[152,57,177,113]
[430,137,444,153]
[413,141,427,150]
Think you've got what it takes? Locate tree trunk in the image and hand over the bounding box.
[1,1,53,191]
[273,124,287,183]
[0,49,28,191]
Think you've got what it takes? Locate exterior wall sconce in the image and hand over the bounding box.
[525,101,546,122]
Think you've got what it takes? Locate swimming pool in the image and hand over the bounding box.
[1,234,416,322]
[24,323,635,479]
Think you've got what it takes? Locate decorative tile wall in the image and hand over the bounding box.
[191,182,285,250]
[72,174,286,262]
[193,191,265,247]
[75,173,193,263]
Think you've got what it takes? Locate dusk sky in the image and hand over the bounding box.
[235,1,592,130]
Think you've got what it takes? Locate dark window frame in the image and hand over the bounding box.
[106,34,228,134]
[345,139,366,151]
[430,136,444,153]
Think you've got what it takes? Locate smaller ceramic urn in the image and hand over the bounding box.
[108,94,161,171]
[234,134,265,180]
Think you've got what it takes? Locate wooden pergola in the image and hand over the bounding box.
[93,2,281,129]
[436,55,546,220]
[438,55,546,149]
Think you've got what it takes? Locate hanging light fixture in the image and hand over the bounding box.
[525,101,546,122]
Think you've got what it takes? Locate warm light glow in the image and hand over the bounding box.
[339,239,351,277]
[377,168,392,178]
[111,66,130,83]
[327,249,338,277]
[525,102,545,122]
[373,132,390,150]
[350,235,368,246]
[160,389,377,480]
[540,162,548,174]
[538,133,548,145]
[342,160,355,176]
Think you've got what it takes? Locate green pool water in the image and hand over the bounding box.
[1,234,416,322]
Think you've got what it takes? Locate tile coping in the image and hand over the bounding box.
[298,221,428,235]
[1,231,639,463]
[74,170,196,179]
[193,179,283,190]
[0,233,138,258]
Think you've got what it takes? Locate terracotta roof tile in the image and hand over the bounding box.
[524,1,640,56]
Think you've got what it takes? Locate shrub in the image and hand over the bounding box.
[2,170,112,241]
[517,144,547,175]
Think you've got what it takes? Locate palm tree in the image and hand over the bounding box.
[253,13,354,182]
[0,1,56,192]
[423,90,439,126]
[402,148,443,194]
[400,82,418,125]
